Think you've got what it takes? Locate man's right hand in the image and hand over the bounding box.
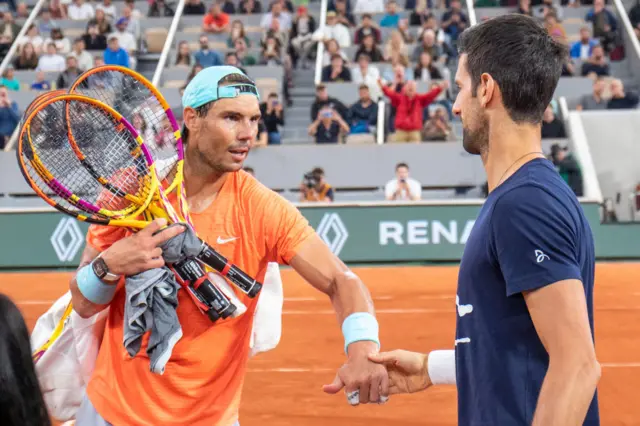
[101,218,185,277]
[368,350,432,395]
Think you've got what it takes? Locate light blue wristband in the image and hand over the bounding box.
[76,263,117,305]
[341,312,380,355]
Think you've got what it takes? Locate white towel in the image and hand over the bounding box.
[249,262,284,358]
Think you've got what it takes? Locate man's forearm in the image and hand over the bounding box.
[532,360,601,426]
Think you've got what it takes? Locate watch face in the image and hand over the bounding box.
[93,258,108,278]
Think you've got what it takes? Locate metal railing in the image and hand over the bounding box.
[313,0,329,86]
[376,100,385,145]
[151,0,187,87]
[465,0,478,26]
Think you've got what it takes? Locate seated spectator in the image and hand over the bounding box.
[544,12,566,43]
[259,93,285,145]
[581,45,609,77]
[68,0,95,20]
[13,42,39,70]
[194,35,223,67]
[224,52,246,73]
[148,0,175,17]
[422,105,453,141]
[417,16,449,54]
[259,36,283,65]
[0,67,18,90]
[351,53,380,90]
[56,55,83,88]
[607,79,640,109]
[309,106,350,144]
[261,2,292,32]
[38,8,59,34]
[354,14,381,45]
[96,0,117,19]
[410,0,433,27]
[175,41,192,66]
[31,70,52,90]
[262,15,288,49]
[577,76,607,110]
[321,38,346,66]
[348,84,378,134]
[299,167,334,202]
[0,12,21,43]
[570,27,599,60]
[49,0,67,18]
[68,38,93,70]
[89,8,112,35]
[354,33,384,62]
[380,0,401,28]
[516,0,533,16]
[312,11,350,48]
[385,162,421,201]
[274,0,295,14]
[384,30,408,62]
[414,51,443,84]
[379,78,448,143]
[322,54,351,82]
[184,0,205,15]
[83,23,107,50]
[398,19,415,44]
[220,0,236,14]
[123,6,141,39]
[586,0,617,51]
[228,20,251,48]
[37,42,66,72]
[203,3,230,34]
[412,29,445,65]
[234,38,257,65]
[239,0,262,14]
[441,0,468,43]
[354,0,384,13]
[0,86,19,148]
[550,144,583,197]
[334,0,355,27]
[310,84,349,121]
[109,18,137,68]
[16,24,44,55]
[103,36,130,67]
[290,6,316,69]
[541,105,566,138]
[15,2,29,18]
[382,53,413,82]
[45,28,71,55]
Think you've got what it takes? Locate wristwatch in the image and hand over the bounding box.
[92,253,121,284]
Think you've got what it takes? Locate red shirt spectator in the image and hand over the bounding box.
[203,4,230,33]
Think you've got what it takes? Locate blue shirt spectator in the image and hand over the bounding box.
[570,27,599,60]
[104,37,130,67]
[380,0,401,27]
[31,71,51,90]
[194,35,223,67]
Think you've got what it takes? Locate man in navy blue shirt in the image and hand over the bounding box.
[368,14,601,426]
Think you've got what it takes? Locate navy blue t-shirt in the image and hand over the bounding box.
[455,158,599,425]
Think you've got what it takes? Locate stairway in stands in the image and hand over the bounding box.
[282,67,316,144]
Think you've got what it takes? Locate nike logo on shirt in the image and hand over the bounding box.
[217,236,238,244]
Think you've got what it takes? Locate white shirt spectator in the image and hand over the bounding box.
[70,49,94,70]
[16,35,44,53]
[44,37,71,55]
[354,0,384,13]
[109,30,137,52]
[96,3,117,19]
[260,12,292,31]
[385,177,422,201]
[352,65,381,99]
[37,54,66,72]
[68,3,95,20]
[313,23,351,48]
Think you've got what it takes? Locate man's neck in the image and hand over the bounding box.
[183,154,228,213]
[482,120,545,193]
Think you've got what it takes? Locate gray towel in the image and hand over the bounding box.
[160,223,203,262]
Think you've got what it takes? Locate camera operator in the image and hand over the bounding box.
[299,167,334,202]
[385,162,422,201]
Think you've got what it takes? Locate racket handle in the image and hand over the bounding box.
[173,258,236,320]
[198,243,263,298]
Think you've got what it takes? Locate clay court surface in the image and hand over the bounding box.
[1,262,639,425]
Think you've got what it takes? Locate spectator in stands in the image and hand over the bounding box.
[380,0,402,28]
[203,3,230,34]
[96,0,117,19]
[103,35,129,67]
[322,38,347,66]
[348,84,378,134]
[46,28,71,55]
[175,41,192,66]
[194,35,223,67]
[299,167,335,202]
[541,105,566,138]
[398,19,415,44]
[183,63,203,89]
[0,86,19,148]
[261,1,292,32]
[31,70,51,90]
[544,12,566,43]
[110,18,137,68]
[409,0,431,27]
[577,76,607,110]
[122,5,141,39]
[422,105,453,141]
[516,0,533,16]
[0,67,18,90]
[607,79,640,109]
[585,0,617,52]
[309,106,350,144]
[290,6,316,69]
[333,0,355,28]
[379,78,448,143]
[16,24,44,55]
[68,0,95,20]
[414,51,443,84]
[49,0,67,19]
[412,29,444,65]
[385,162,421,201]
[38,8,59,34]
[15,2,28,18]
[89,8,112,35]
[0,12,20,42]
[351,53,380,93]
[354,33,384,62]
[13,42,38,70]
[570,27,598,60]
[83,23,107,50]
[535,0,563,21]
[234,38,257,65]
[68,37,92,70]
[441,0,468,43]
[259,36,283,65]
[550,144,583,197]
[354,0,384,14]
[580,45,609,77]
[184,0,205,15]
[322,54,352,82]
[382,53,413,83]
[253,120,268,147]
[37,42,65,71]
[239,0,262,14]
[228,20,251,48]
[56,55,82,88]
[124,0,142,19]
[0,35,10,63]
[149,0,175,17]
[220,0,236,14]
[630,0,640,39]
[354,14,381,45]
[224,52,246,73]
[313,11,350,48]
[384,30,408,62]
[259,92,285,145]
[311,84,348,121]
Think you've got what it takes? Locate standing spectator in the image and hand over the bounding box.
[109,18,137,68]
[607,79,640,109]
[550,144,583,197]
[348,84,378,134]
[299,167,335,202]
[0,12,20,42]
[354,33,384,62]
[103,36,130,67]
[239,0,262,14]
[96,0,117,19]
[89,8,112,35]
[68,0,95,20]
[184,0,205,15]
[441,0,468,43]
[260,2,292,32]
[577,77,607,111]
[0,86,19,149]
[290,6,316,69]
[308,106,350,144]
[312,11,350,48]
[0,67,19,90]
[148,0,175,17]
[260,93,285,145]
[38,8,59,34]
[380,0,401,28]
[13,42,39,70]
[203,3,230,34]
[174,41,192,66]
[56,55,83,88]
[45,28,72,55]
[31,70,52,90]
[541,105,566,138]
[234,38,257,65]
[310,84,348,121]
[570,27,598,60]
[580,45,609,77]
[83,23,107,50]
[37,43,66,72]
[194,35,223,67]
[354,14,381,45]
[379,78,448,143]
[585,0,617,51]
[385,162,422,201]
[422,105,453,141]
[321,54,352,82]
[69,37,94,70]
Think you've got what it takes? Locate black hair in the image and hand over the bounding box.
[311,167,325,177]
[0,294,51,426]
[396,162,409,170]
[457,14,567,124]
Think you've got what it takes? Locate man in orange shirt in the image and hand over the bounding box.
[203,3,230,34]
[71,66,388,426]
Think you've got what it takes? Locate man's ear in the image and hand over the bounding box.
[183,107,197,133]
[478,72,496,108]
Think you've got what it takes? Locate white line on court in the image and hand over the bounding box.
[246,364,640,373]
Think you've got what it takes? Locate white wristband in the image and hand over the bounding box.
[427,350,456,385]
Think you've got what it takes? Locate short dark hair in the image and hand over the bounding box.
[457,14,567,124]
[396,162,409,170]
[312,167,325,177]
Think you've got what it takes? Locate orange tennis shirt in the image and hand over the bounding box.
[85,170,315,426]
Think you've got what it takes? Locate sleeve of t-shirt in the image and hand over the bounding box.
[491,185,582,297]
[86,223,130,252]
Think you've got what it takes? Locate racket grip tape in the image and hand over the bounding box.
[198,244,263,298]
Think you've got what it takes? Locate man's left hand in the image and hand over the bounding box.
[322,341,389,406]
